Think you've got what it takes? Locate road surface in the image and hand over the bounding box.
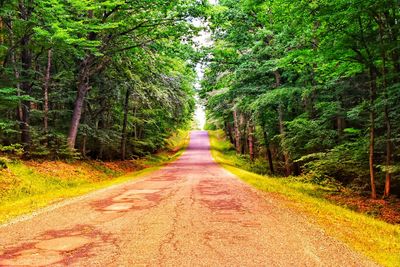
[0,131,377,266]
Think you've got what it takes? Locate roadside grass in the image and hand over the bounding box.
[0,130,190,224]
[209,130,400,267]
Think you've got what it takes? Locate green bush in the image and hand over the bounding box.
[30,131,81,161]
[0,144,24,156]
[297,138,370,188]
[0,157,8,169]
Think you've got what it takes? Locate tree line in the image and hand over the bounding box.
[201,0,400,198]
[0,0,205,160]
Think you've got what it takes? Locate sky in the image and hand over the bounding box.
[192,1,216,129]
[193,55,208,130]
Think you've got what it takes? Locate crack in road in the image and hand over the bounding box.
[157,187,186,265]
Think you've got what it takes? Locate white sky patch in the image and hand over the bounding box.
[191,0,217,130]
[194,97,206,130]
[194,69,206,129]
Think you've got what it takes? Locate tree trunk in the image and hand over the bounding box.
[248,122,254,161]
[263,130,274,174]
[121,87,131,160]
[383,104,392,198]
[228,123,234,144]
[278,105,291,176]
[43,48,52,139]
[80,102,87,158]
[67,8,97,150]
[233,109,241,154]
[133,105,138,139]
[67,57,92,149]
[273,70,281,88]
[82,134,87,158]
[369,67,377,199]
[240,113,246,154]
[224,121,234,145]
[337,116,345,141]
[9,21,23,122]
[241,135,246,155]
[20,38,32,150]
[19,1,33,153]
[99,144,103,159]
[378,18,393,198]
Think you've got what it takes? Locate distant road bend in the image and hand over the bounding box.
[0,131,377,266]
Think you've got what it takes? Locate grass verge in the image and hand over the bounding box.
[0,130,190,224]
[209,130,400,267]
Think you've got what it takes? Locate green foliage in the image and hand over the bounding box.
[0,88,33,106]
[299,139,370,185]
[0,144,24,156]
[201,0,400,197]
[0,157,8,169]
[0,0,203,160]
[283,117,337,159]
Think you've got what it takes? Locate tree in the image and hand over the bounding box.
[201,0,400,197]
[0,0,203,160]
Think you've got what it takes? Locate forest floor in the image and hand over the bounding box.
[326,192,400,224]
[208,130,400,267]
[0,130,190,224]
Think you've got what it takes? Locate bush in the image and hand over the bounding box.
[0,157,8,169]
[0,144,24,156]
[297,138,370,187]
[248,158,272,175]
[30,131,81,160]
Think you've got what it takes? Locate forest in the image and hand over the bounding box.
[0,0,203,161]
[201,0,400,199]
[0,0,399,200]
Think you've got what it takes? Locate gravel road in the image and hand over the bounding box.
[0,131,378,266]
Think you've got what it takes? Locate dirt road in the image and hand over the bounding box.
[0,131,377,266]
